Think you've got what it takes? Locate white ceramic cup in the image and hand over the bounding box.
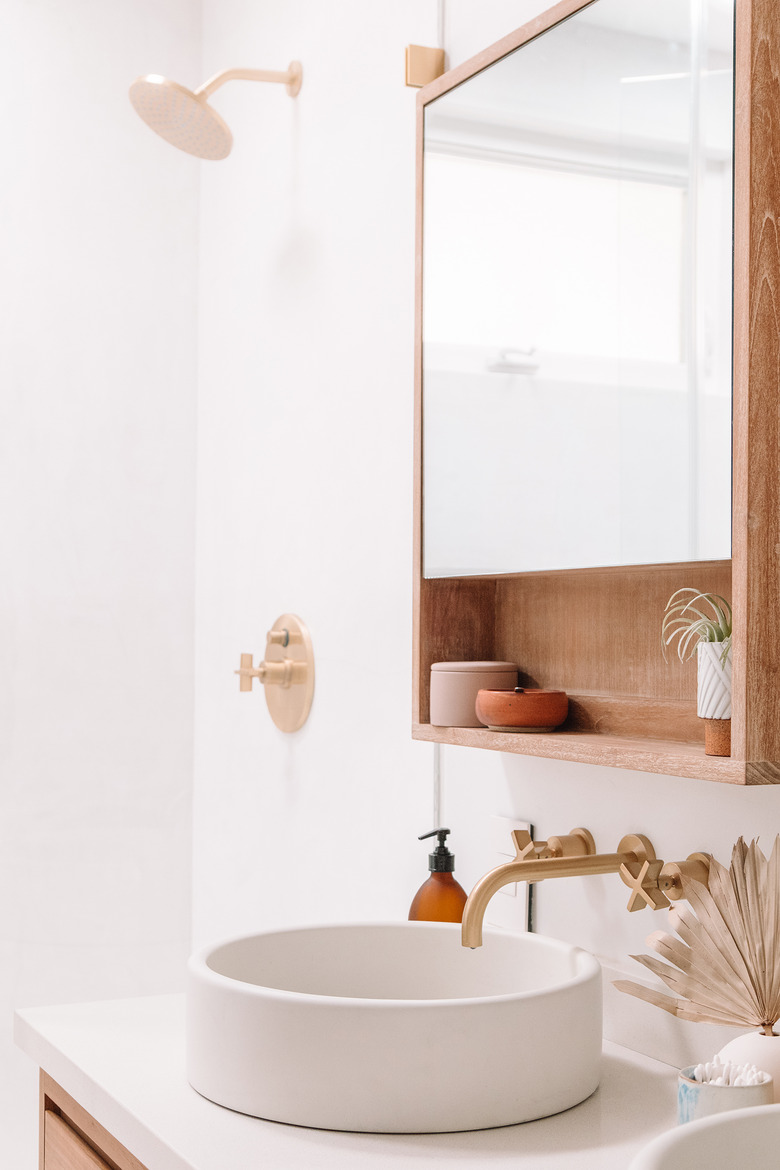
[677,1066,773,1124]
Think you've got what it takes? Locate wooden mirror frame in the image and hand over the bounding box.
[412,0,780,785]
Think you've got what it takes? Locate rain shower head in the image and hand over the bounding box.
[129,64,302,161]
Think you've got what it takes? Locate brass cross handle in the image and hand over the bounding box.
[235,613,315,733]
[511,829,545,862]
[620,857,670,912]
[235,653,304,691]
[511,827,596,867]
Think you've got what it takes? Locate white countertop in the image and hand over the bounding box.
[15,995,679,1170]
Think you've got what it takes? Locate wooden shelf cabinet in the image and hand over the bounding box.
[40,1073,148,1170]
[412,0,780,786]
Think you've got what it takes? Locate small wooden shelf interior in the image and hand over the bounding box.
[411,561,779,785]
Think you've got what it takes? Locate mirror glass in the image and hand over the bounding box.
[422,0,734,577]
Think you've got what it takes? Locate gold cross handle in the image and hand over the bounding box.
[511,829,542,861]
[620,857,670,912]
[234,614,315,733]
[235,653,306,691]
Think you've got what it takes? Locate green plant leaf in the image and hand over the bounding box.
[661,589,733,662]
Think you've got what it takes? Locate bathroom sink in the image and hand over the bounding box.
[629,1103,780,1169]
[186,921,602,1132]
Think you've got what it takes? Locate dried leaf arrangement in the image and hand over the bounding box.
[615,838,780,1035]
[662,588,732,665]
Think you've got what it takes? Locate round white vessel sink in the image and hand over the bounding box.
[629,1103,780,1170]
[186,921,601,1133]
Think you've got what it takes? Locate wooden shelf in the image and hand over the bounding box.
[410,564,780,785]
[413,723,780,786]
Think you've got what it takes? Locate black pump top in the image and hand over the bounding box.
[418,827,455,873]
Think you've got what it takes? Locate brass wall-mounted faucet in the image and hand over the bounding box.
[461,828,710,948]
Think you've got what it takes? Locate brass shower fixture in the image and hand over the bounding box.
[236,613,314,733]
[129,63,302,160]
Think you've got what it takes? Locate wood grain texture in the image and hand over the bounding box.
[41,1073,149,1170]
[745,760,780,785]
[732,0,780,765]
[412,723,750,784]
[416,576,497,722]
[565,695,701,743]
[45,1112,112,1170]
[495,562,731,703]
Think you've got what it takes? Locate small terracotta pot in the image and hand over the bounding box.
[704,717,731,757]
[475,688,568,731]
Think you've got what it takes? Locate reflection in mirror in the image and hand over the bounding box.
[422,0,734,577]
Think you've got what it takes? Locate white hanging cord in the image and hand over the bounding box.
[437,0,446,51]
[433,743,442,827]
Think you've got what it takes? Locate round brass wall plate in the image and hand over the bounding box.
[264,613,314,732]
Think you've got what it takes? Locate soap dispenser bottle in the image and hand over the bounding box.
[408,828,468,923]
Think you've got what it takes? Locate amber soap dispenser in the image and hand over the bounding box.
[408,828,468,923]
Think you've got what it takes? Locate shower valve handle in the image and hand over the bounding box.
[235,652,304,691]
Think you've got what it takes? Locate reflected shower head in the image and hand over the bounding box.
[129,64,302,161]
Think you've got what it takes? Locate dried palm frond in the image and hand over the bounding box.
[615,837,780,1036]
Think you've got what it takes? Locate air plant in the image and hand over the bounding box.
[615,838,780,1036]
[662,588,732,665]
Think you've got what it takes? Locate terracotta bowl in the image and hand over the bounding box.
[475,688,569,732]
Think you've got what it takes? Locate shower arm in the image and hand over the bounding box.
[195,65,302,100]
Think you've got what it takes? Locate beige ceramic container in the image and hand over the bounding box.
[429,661,518,727]
[475,687,569,732]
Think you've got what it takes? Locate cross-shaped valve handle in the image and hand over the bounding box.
[235,653,300,691]
[511,829,544,861]
[619,857,670,912]
[234,614,315,733]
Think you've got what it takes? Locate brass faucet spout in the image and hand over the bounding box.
[461,851,628,948]
[461,829,711,947]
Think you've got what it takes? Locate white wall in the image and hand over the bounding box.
[0,2,199,1165]
[192,0,441,945]
[193,0,780,1069]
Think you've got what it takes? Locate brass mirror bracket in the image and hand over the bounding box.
[236,613,315,733]
[405,45,446,88]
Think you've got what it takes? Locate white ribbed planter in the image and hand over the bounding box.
[697,641,732,719]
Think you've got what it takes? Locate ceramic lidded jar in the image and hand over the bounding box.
[429,661,518,727]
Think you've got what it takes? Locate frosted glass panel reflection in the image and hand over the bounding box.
[422,0,734,577]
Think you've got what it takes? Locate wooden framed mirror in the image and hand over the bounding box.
[413,0,780,785]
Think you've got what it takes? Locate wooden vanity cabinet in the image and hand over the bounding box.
[40,1073,148,1170]
[412,0,780,786]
